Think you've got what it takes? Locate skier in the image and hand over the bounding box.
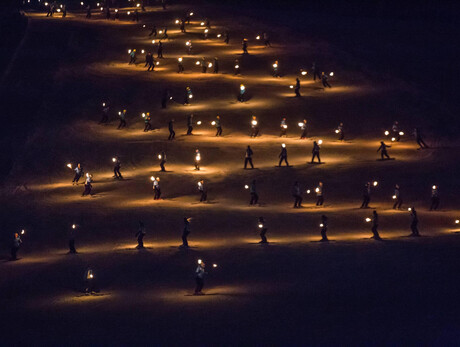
[198,179,207,202]
[242,39,248,54]
[187,114,194,135]
[129,49,137,64]
[360,182,371,208]
[258,217,268,243]
[312,62,321,81]
[292,181,302,208]
[234,59,240,75]
[263,32,271,47]
[316,182,324,206]
[392,184,402,210]
[143,112,152,132]
[377,141,391,160]
[84,267,97,295]
[409,207,420,236]
[213,57,219,73]
[181,217,191,247]
[250,180,258,205]
[280,117,288,137]
[168,119,175,140]
[299,119,307,139]
[371,210,381,240]
[238,84,246,102]
[311,141,321,163]
[214,116,222,136]
[320,215,328,241]
[72,163,83,185]
[294,78,301,97]
[278,143,289,167]
[336,122,344,141]
[157,41,163,59]
[250,116,259,137]
[321,72,331,88]
[135,222,146,248]
[194,260,206,295]
[159,151,166,171]
[118,109,127,129]
[113,157,122,179]
[82,173,93,196]
[184,87,193,105]
[244,145,254,169]
[99,103,110,124]
[392,121,400,142]
[194,149,201,170]
[414,128,429,149]
[153,177,161,200]
[177,57,184,73]
[11,232,22,260]
[430,185,440,211]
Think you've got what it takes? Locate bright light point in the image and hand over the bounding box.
[208,63,212,68]
[80,1,83,5]
[432,185,437,189]
[320,224,324,227]
[298,122,304,127]
[399,131,404,135]
[67,163,72,169]
[136,3,140,6]
[159,30,163,34]
[200,22,204,26]
[335,129,339,133]
[72,224,76,229]
[273,64,278,68]
[175,19,179,24]
[189,12,193,16]
[315,188,320,193]
[178,57,183,62]
[150,176,154,181]
[112,157,116,162]
[143,25,146,28]
[384,130,389,136]
[127,11,130,15]
[455,220,459,224]
[244,185,249,189]
[152,40,155,44]
[392,195,397,199]
[217,34,221,38]
[156,61,159,65]
[213,264,217,268]
[373,181,378,186]
[391,137,396,141]
[408,208,412,211]
[256,35,260,40]
[330,72,334,76]
[195,61,200,65]
[21,229,25,235]
[365,218,371,222]
[205,29,209,33]
[306,190,311,194]
[251,120,257,125]
[158,155,162,159]
[301,71,307,75]
[211,121,216,125]
[198,258,202,265]
[128,49,132,54]
[258,224,263,228]
[289,85,294,89]
[281,143,286,148]
[141,50,145,54]
[197,121,202,125]
[318,140,323,145]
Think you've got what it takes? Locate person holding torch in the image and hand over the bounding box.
[82,173,93,196]
[194,149,201,170]
[392,184,403,210]
[336,122,344,141]
[152,177,161,200]
[238,84,246,102]
[11,232,23,261]
[377,141,391,160]
[113,157,122,179]
[117,109,127,129]
[430,185,440,211]
[280,117,288,137]
[299,119,307,139]
[159,151,167,171]
[294,78,301,97]
[250,116,259,137]
[278,143,289,167]
[316,182,324,206]
[198,179,207,202]
[84,267,98,295]
[258,217,268,244]
[194,260,206,295]
[184,87,193,105]
[214,116,222,136]
[371,210,381,240]
[409,207,420,237]
[320,215,328,241]
[72,163,83,185]
[311,141,321,163]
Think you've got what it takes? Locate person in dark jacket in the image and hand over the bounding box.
[168,119,175,140]
[392,184,402,209]
[69,224,77,254]
[135,222,146,248]
[292,181,302,208]
[72,163,83,184]
[258,217,268,243]
[311,141,321,163]
[377,141,391,160]
[113,157,122,179]
[143,112,152,131]
[11,232,22,260]
[371,210,381,240]
[194,260,206,294]
[278,144,289,167]
[181,217,192,247]
[244,146,254,169]
[250,180,259,205]
[159,151,167,171]
[187,114,194,135]
[409,207,420,236]
[198,179,207,202]
[320,215,328,241]
[430,185,440,211]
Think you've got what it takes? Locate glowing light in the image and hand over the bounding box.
[204,29,209,33]
[273,63,278,68]
[197,121,202,125]
[315,188,320,193]
[189,94,193,99]
[195,61,200,65]
[150,176,154,181]
[235,65,239,69]
[175,19,179,24]
[189,12,194,16]
[282,125,287,129]
[102,102,106,107]
[178,57,183,62]
[432,185,437,189]
[158,154,162,159]
[152,40,156,44]
[365,218,371,222]
[289,85,294,89]
[298,122,304,127]
[392,195,397,199]
[200,22,204,26]
[115,9,118,12]
[258,224,263,228]
[217,34,221,38]
[80,2,83,5]
[306,190,311,194]
[57,8,61,12]
[96,2,99,5]
[213,264,217,268]
[21,229,25,235]
[455,220,459,224]
[251,120,257,126]
[118,111,122,115]
[208,63,212,68]
[240,85,245,91]
[408,208,412,211]
[391,137,396,142]
[329,72,334,76]
[186,41,191,46]
[373,181,378,186]
[159,30,163,34]
[141,49,145,54]
[195,155,201,161]
[128,49,132,54]
[72,224,76,229]
[244,185,249,189]
[256,35,260,40]
[301,71,307,76]
[89,274,94,279]
[318,139,323,145]
[211,121,216,125]
[399,131,404,136]
[127,11,131,15]
[320,224,324,227]
[281,143,286,148]
[384,130,389,136]
[67,163,72,169]
[112,157,116,162]
[335,129,339,133]
[143,25,146,28]
[136,3,140,7]
[156,61,159,65]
